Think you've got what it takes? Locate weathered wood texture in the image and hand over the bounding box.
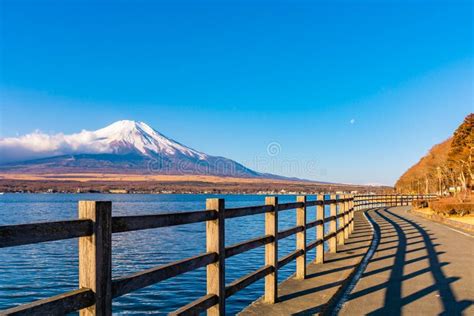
[264,196,278,304]
[329,195,337,253]
[337,195,345,246]
[225,265,274,298]
[278,249,304,268]
[0,219,92,248]
[78,201,112,316]
[315,194,325,264]
[278,202,305,211]
[1,288,95,316]
[344,195,350,239]
[112,210,216,233]
[225,235,274,258]
[225,205,272,218]
[206,198,225,316]
[112,252,218,298]
[296,196,306,280]
[277,225,304,240]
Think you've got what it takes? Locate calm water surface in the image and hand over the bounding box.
[0,194,334,315]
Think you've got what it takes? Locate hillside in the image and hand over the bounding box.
[396,114,473,194]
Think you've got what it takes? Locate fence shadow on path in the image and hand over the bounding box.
[342,207,472,316]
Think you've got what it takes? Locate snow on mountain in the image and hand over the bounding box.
[89,120,208,159]
[0,120,261,177]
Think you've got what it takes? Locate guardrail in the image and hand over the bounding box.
[0,193,434,315]
[353,194,437,211]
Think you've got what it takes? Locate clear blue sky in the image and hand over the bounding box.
[0,0,472,185]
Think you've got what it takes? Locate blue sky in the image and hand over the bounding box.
[0,0,472,185]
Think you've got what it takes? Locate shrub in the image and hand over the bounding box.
[412,200,429,209]
[429,200,474,216]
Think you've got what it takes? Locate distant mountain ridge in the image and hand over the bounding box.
[0,120,266,178]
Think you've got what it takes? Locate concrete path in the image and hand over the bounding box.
[339,206,474,315]
[241,210,373,315]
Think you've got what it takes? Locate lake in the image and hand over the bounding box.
[0,193,334,315]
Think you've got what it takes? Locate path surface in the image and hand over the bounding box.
[241,210,373,315]
[242,206,474,315]
[339,206,474,315]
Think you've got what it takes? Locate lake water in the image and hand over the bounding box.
[0,194,335,315]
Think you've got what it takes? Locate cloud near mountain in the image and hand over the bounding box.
[0,120,264,178]
[0,129,112,163]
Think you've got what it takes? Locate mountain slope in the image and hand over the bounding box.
[0,120,262,178]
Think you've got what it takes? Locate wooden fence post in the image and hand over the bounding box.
[338,195,345,246]
[296,195,306,280]
[206,198,225,315]
[315,194,324,264]
[78,201,112,316]
[329,195,337,253]
[349,195,355,234]
[264,196,278,304]
[344,195,349,240]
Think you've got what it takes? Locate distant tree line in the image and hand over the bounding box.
[396,113,473,199]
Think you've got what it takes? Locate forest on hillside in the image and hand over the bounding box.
[396,113,473,197]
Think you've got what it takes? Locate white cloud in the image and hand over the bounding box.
[0,130,112,164]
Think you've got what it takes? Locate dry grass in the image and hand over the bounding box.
[0,173,303,184]
[413,207,474,225]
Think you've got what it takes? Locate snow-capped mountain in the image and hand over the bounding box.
[92,120,209,159]
[0,120,262,177]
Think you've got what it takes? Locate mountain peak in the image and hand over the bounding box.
[94,120,207,159]
[98,120,152,134]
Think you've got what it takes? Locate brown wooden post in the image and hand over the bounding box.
[296,195,306,280]
[349,195,355,234]
[206,198,225,315]
[347,196,351,234]
[264,196,278,304]
[315,194,324,264]
[338,195,345,246]
[329,195,337,253]
[344,195,349,240]
[78,201,112,316]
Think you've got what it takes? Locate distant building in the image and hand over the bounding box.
[109,189,128,194]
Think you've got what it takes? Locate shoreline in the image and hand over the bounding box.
[0,172,391,194]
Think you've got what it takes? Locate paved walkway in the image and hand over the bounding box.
[241,206,474,315]
[339,206,474,315]
[241,210,373,315]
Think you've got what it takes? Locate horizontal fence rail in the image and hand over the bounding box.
[0,193,436,315]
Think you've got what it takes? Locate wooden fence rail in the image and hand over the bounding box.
[0,193,435,315]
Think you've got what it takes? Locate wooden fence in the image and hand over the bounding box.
[0,194,434,315]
